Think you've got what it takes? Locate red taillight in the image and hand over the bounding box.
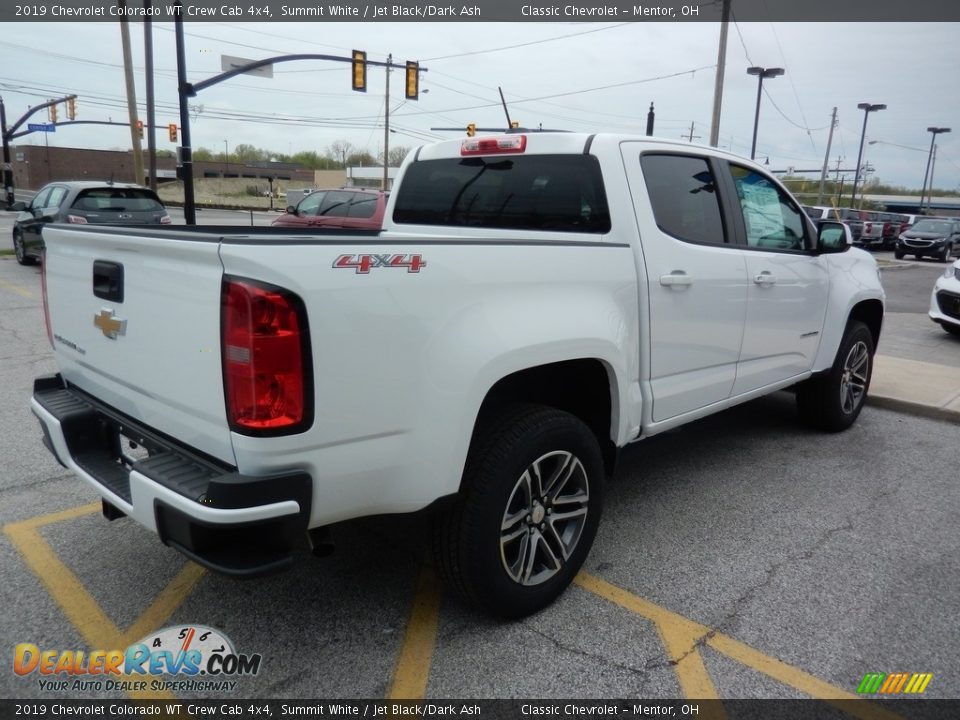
[40,250,53,348]
[65,214,88,224]
[221,278,312,435]
[460,135,527,156]
[159,213,172,224]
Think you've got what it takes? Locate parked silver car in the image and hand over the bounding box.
[11,181,170,265]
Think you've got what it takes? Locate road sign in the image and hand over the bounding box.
[27,123,56,132]
[221,55,273,78]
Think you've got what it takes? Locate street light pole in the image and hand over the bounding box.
[850,102,886,209]
[747,66,784,161]
[920,126,950,214]
[224,140,229,176]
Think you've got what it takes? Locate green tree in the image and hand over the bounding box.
[232,143,267,163]
[346,151,376,167]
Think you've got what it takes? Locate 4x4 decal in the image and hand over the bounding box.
[333,253,427,274]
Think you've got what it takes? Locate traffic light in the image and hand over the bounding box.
[351,50,367,92]
[135,120,144,139]
[466,123,476,137]
[49,103,57,123]
[168,123,178,142]
[405,61,419,100]
[67,97,76,121]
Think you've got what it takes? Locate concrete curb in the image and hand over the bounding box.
[867,394,960,425]
[877,262,919,271]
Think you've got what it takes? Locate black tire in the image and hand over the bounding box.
[942,323,960,338]
[13,230,34,266]
[796,320,874,433]
[893,250,904,260]
[941,245,953,263]
[434,404,604,619]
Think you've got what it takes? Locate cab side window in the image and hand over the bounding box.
[296,191,325,216]
[348,194,377,218]
[640,154,727,245]
[729,165,806,251]
[45,187,68,213]
[319,191,353,218]
[30,187,53,211]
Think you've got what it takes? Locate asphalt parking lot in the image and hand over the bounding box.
[1,242,958,712]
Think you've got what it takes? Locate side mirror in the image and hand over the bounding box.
[817,221,851,253]
[9,201,26,212]
[285,206,296,215]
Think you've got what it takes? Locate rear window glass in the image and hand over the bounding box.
[72,188,164,212]
[393,154,610,233]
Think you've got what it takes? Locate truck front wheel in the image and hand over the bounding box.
[434,405,604,618]
[796,320,874,432]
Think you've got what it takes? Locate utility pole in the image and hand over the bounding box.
[383,53,391,190]
[645,102,655,136]
[682,122,701,143]
[816,107,837,205]
[708,0,731,147]
[144,2,157,191]
[1,96,13,208]
[119,0,145,185]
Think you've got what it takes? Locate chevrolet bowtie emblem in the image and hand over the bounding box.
[94,308,127,339]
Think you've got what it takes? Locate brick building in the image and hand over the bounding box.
[9,144,314,190]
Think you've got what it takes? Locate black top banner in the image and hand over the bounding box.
[4,0,960,22]
[1,699,959,720]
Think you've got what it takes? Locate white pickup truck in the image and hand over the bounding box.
[32,133,884,618]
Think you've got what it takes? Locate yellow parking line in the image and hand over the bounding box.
[575,573,722,704]
[4,504,207,701]
[121,563,207,647]
[576,572,902,720]
[387,566,443,700]
[0,277,35,299]
[5,508,121,650]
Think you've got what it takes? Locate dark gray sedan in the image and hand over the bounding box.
[11,181,170,265]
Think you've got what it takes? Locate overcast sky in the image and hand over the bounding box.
[2,20,958,190]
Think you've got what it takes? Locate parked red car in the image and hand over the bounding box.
[271,188,388,230]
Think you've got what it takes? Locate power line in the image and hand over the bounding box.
[423,23,632,61]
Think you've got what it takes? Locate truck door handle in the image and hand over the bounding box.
[753,271,777,286]
[659,272,692,287]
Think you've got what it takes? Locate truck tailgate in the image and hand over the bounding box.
[42,225,234,465]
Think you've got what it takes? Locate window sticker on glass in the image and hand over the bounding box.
[730,166,805,250]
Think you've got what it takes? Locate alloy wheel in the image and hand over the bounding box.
[839,340,870,415]
[500,450,590,586]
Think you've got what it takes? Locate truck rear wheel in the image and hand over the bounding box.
[434,405,603,618]
[796,320,874,432]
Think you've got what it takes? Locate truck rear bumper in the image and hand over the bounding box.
[31,374,312,577]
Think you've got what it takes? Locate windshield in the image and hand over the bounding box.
[71,188,165,212]
[911,220,951,234]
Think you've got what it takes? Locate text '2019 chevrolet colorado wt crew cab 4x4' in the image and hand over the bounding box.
[32,133,884,618]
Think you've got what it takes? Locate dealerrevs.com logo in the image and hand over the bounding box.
[856,672,934,695]
[14,625,262,693]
